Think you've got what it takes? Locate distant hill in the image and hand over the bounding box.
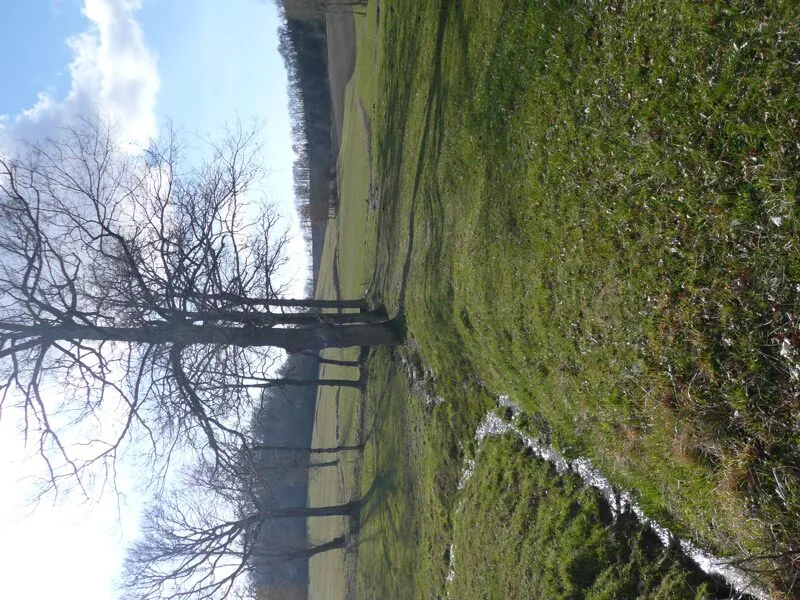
[248,353,319,599]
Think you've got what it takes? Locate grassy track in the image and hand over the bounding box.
[314,0,800,596]
[307,66,368,600]
[361,0,800,593]
[452,434,723,599]
[307,214,361,600]
[354,346,492,599]
[308,10,375,600]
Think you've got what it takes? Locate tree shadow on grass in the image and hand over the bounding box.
[370,0,452,315]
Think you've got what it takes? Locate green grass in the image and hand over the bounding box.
[311,0,800,597]
[353,347,417,599]
[353,347,725,599]
[362,0,800,594]
[452,434,720,599]
[308,22,374,594]
[354,346,493,599]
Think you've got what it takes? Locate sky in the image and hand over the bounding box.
[0,0,305,597]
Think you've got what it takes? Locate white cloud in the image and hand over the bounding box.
[4,0,159,150]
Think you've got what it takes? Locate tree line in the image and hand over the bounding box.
[278,17,333,264]
[125,354,362,599]
[273,0,369,279]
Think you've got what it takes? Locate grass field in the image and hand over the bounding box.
[307,165,364,598]
[451,434,726,599]
[311,0,800,597]
[353,346,493,599]
[307,9,374,600]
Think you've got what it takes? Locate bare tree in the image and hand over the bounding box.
[122,455,355,600]
[220,375,362,390]
[122,498,350,600]
[0,117,400,497]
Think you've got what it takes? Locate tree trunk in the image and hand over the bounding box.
[302,535,346,558]
[303,352,361,367]
[318,357,360,367]
[265,297,367,310]
[252,444,363,453]
[249,444,363,453]
[168,308,388,326]
[1,317,403,352]
[261,536,346,561]
[266,500,359,519]
[238,378,361,390]
[184,294,369,311]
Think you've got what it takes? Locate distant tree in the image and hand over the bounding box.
[0,118,400,496]
[273,0,367,18]
[276,16,336,272]
[122,456,355,600]
[325,0,367,15]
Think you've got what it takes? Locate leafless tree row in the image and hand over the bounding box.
[0,118,395,514]
[122,445,356,599]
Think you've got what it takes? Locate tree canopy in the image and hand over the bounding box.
[0,118,397,499]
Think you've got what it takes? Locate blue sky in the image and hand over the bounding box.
[0,2,83,111]
[0,1,304,598]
